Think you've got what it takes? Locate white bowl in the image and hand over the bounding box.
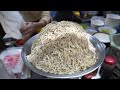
[91,16,105,30]
[98,26,117,34]
[93,32,110,43]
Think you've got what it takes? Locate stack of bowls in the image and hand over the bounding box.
[105,14,120,29]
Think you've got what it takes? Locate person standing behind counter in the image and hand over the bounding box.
[0,11,51,51]
[19,11,51,42]
[0,11,24,51]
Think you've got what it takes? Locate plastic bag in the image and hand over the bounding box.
[0,47,30,79]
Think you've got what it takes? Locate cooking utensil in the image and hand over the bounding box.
[91,66,101,79]
[21,34,105,79]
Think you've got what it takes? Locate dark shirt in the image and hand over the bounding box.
[55,11,81,23]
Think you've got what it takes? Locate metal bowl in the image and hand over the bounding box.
[21,34,105,79]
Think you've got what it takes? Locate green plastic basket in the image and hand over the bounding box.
[109,34,120,78]
[110,33,120,50]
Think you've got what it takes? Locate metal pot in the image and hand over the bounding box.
[21,34,105,79]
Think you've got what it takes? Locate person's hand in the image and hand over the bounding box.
[32,19,47,30]
[20,22,35,42]
[20,19,47,43]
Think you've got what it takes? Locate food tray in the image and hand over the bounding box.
[21,34,105,79]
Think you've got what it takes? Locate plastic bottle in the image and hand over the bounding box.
[101,55,116,79]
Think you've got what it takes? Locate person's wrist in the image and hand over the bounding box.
[39,19,47,26]
[32,22,39,30]
[33,19,47,30]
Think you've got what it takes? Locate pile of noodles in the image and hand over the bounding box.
[27,21,97,74]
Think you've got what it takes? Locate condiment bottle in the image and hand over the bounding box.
[102,55,116,79]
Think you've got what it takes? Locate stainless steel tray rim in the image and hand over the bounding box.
[21,34,105,78]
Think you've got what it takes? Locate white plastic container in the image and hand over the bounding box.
[98,26,117,34]
[91,16,105,30]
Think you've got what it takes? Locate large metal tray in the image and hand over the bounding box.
[21,34,105,79]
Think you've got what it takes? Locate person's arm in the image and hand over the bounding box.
[32,11,51,29]
[20,11,51,42]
